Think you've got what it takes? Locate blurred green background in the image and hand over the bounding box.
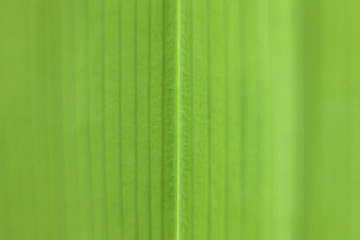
[1,0,360,239]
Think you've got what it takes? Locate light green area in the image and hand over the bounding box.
[1,0,360,239]
[0,0,177,239]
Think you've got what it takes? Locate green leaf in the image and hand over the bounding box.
[1,0,360,239]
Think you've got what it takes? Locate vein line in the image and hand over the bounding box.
[134,0,139,239]
[176,0,182,238]
[118,0,123,237]
[147,0,152,239]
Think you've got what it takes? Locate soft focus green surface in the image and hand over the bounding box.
[1,0,177,239]
[1,0,360,239]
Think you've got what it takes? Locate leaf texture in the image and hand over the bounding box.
[1,0,360,239]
